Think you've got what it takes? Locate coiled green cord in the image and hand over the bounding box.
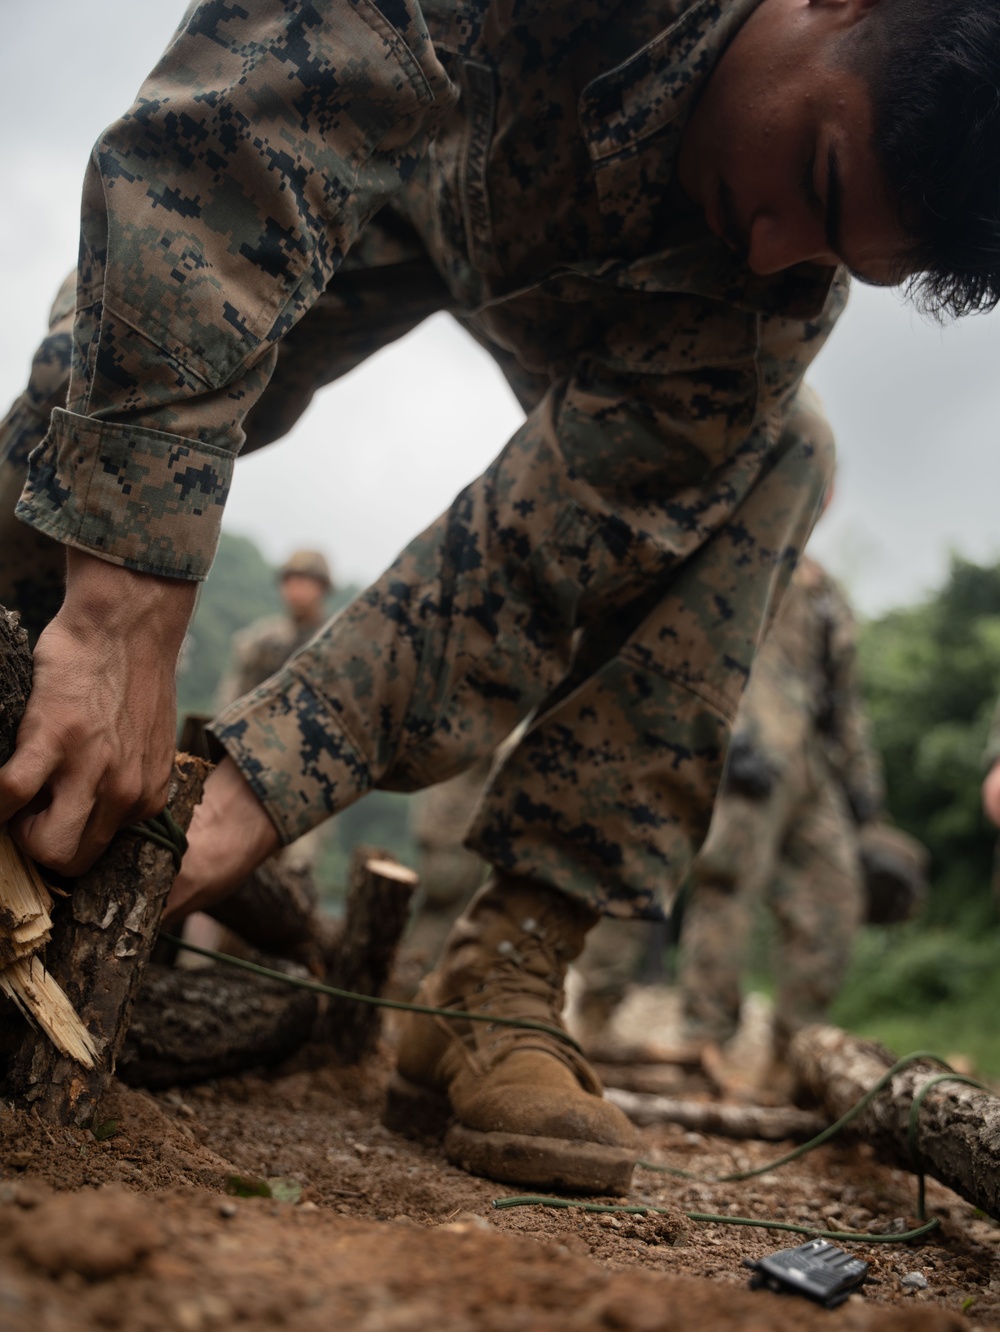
[128,808,189,870]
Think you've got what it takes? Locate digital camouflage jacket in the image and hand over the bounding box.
[8,0,848,910]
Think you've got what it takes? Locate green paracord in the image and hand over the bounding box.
[162,932,988,1248]
[491,1194,941,1244]
[497,1052,990,1241]
[159,933,583,1055]
[128,808,189,871]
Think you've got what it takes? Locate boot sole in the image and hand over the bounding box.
[383,1072,453,1138]
[443,1123,636,1196]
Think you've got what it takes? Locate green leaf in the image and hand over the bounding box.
[266,1176,303,1204]
[226,1174,272,1198]
[91,1119,118,1142]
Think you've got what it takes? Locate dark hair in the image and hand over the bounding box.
[842,0,1000,318]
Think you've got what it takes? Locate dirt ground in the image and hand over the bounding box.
[1,985,997,1332]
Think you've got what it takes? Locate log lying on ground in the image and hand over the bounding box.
[321,850,418,1063]
[586,1041,705,1069]
[594,1061,689,1097]
[119,846,418,1086]
[206,858,339,974]
[605,1087,829,1141]
[118,962,319,1088]
[3,755,209,1124]
[790,1023,1000,1219]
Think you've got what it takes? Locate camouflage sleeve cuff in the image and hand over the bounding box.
[210,666,373,843]
[15,407,234,580]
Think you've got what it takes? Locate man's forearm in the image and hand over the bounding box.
[61,547,197,650]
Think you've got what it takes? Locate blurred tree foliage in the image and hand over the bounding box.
[177,532,282,717]
[859,555,1000,927]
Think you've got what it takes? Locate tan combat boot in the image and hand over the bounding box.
[384,874,638,1195]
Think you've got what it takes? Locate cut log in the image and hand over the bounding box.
[2,755,209,1124]
[789,1024,1000,1219]
[321,849,418,1064]
[118,962,319,1088]
[605,1087,829,1141]
[205,858,339,974]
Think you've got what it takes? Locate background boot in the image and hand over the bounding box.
[384,874,637,1195]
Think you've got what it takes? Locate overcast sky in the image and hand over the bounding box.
[4,0,1000,618]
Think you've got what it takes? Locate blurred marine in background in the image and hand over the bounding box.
[678,489,927,1083]
[216,550,335,712]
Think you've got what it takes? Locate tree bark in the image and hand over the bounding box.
[605,1088,829,1141]
[205,859,339,974]
[0,607,31,762]
[118,962,318,1088]
[3,755,209,1124]
[321,849,418,1064]
[789,1023,1000,1219]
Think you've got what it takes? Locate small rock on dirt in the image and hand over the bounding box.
[901,1271,929,1291]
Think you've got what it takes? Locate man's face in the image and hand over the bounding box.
[281,573,327,622]
[677,0,913,284]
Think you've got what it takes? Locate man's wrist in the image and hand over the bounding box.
[62,548,197,650]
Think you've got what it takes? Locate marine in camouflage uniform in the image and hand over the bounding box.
[0,0,848,1192]
[678,536,886,1056]
[215,549,335,712]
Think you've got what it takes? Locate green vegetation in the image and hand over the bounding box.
[838,555,1000,1074]
[858,555,1000,927]
[831,926,1000,1076]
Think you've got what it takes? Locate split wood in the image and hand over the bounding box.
[2,754,208,1124]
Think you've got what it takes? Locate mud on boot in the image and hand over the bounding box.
[384,874,637,1195]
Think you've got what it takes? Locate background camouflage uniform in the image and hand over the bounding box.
[0,0,847,920]
[216,612,329,714]
[679,549,885,1051]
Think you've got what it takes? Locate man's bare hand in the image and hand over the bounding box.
[163,757,281,925]
[0,548,196,874]
[983,761,1000,828]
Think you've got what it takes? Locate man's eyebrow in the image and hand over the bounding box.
[825,144,844,257]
